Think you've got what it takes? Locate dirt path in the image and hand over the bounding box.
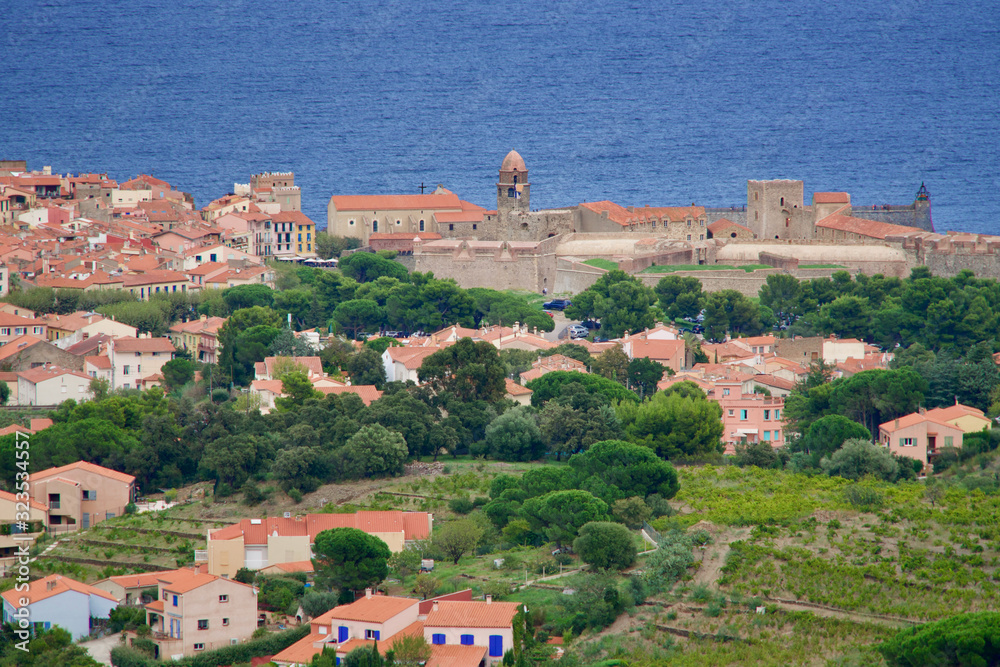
[691,526,750,587]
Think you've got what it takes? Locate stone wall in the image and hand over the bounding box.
[704,207,748,226]
[555,259,605,294]
[758,252,799,271]
[413,235,560,292]
[852,203,933,232]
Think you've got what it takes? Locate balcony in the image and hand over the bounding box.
[194,550,208,562]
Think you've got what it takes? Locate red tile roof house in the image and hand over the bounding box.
[29,461,136,533]
[206,511,433,578]
[879,404,992,468]
[273,590,515,667]
[15,364,93,405]
[1,574,118,640]
[108,335,175,390]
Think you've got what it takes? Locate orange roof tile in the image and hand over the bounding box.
[17,365,91,384]
[505,378,533,396]
[315,595,419,624]
[0,488,47,511]
[813,192,851,204]
[424,600,520,629]
[30,460,135,485]
[427,644,489,667]
[816,211,924,240]
[707,218,753,235]
[315,385,383,406]
[1,574,118,608]
[113,337,175,353]
[272,632,330,665]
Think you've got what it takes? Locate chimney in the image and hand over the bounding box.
[47,580,57,591]
[486,595,493,604]
[919,406,926,415]
[895,418,899,429]
[432,600,439,612]
[365,588,373,599]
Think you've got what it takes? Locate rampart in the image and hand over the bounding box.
[705,207,749,226]
[852,203,933,232]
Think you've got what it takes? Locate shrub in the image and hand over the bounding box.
[879,611,1000,666]
[573,521,637,571]
[843,482,887,512]
[821,439,899,482]
[448,497,475,514]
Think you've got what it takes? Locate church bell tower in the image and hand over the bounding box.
[497,149,530,216]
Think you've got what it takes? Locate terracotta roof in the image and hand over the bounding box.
[816,211,924,240]
[424,600,520,629]
[879,412,961,433]
[708,218,753,235]
[271,211,316,226]
[813,192,850,204]
[628,337,684,362]
[17,365,91,384]
[924,404,989,423]
[752,374,796,391]
[258,356,324,378]
[113,337,175,353]
[272,632,329,665]
[145,599,164,612]
[30,460,135,485]
[122,270,189,286]
[0,488,47,511]
[209,511,431,544]
[386,346,442,370]
[505,377,533,396]
[579,201,632,226]
[266,560,315,574]
[315,595,419,624]
[0,335,45,361]
[102,571,178,589]
[159,570,222,594]
[329,194,462,212]
[315,385,383,406]
[85,355,112,369]
[501,149,527,172]
[30,418,53,432]
[0,313,45,327]
[251,379,284,395]
[0,424,30,437]
[427,644,489,667]
[1,574,118,607]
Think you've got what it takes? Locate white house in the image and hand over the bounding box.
[381,347,440,384]
[180,244,259,271]
[16,365,93,406]
[1,574,118,640]
[108,336,175,389]
[424,598,519,663]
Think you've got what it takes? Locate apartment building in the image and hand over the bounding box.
[108,335,175,389]
[29,461,135,532]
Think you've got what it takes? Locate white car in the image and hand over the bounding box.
[567,324,589,339]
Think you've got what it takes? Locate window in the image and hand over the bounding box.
[449,224,454,231]
[298,233,302,241]
[163,590,168,601]
[172,595,178,606]
[763,430,771,441]
[728,409,734,417]
[763,410,770,420]
[339,626,349,643]
[83,490,97,501]
[901,437,916,447]
[419,219,425,231]
[489,636,503,657]
[507,188,515,198]
[349,220,355,226]
[198,619,209,630]
[472,224,477,230]
[123,365,130,376]
[432,634,446,645]
[722,388,730,396]
[219,595,229,603]
[365,630,380,640]
[945,436,953,447]
[774,409,781,419]
[461,635,474,646]
[396,220,401,226]
[774,430,781,441]
[372,220,378,232]
[740,410,748,421]
[223,618,229,626]
[687,235,691,241]
[61,386,67,393]
[194,644,205,651]
[210,254,217,262]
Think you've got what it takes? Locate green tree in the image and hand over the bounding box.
[418,337,506,403]
[345,347,387,388]
[312,528,391,595]
[223,284,275,311]
[627,357,669,399]
[821,438,899,482]
[798,414,873,466]
[655,275,704,320]
[758,273,801,323]
[339,252,409,283]
[339,424,408,479]
[387,545,423,586]
[878,611,1000,667]
[300,590,340,618]
[434,518,484,564]
[817,295,873,340]
[386,634,432,667]
[527,371,637,407]
[520,489,609,546]
[573,521,637,570]
[565,270,657,337]
[611,496,652,529]
[538,401,623,461]
[625,389,724,459]
[270,327,316,357]
[592,347,630,385]
[569,439,680,502]
[160,358,195,391]
[275,371,322,411]
[334,299,385,339]
[484,406,544,462]
[702,290,762,340]
[342,644,385,667]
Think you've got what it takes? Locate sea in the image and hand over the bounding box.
[2,0,999,234]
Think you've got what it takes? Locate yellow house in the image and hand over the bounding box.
[271,211,317,257]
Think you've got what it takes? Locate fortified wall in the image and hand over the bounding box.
[412,234,561,292]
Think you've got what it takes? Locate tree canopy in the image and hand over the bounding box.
[312,528,391,594]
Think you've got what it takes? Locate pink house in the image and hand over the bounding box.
[718,392,786,454]
[879,403,991,467]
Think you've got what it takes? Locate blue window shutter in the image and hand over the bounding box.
[373,630,380,641]
[489,635,503,657]
[461,634,474,646]
[173,595,178,606]
[336,659,340,666]
[338,626,349,642]
[432,634,446,645]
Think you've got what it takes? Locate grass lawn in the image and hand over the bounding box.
[582,258,619,271]
[639,263,771,274]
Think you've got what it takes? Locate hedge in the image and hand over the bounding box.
[111,625,311,667]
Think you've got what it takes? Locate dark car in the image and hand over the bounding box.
[543,299,572,310]
[581,320,601,330]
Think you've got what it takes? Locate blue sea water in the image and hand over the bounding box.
[2,0,998,234]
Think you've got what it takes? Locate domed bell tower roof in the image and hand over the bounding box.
[501,149,527,173]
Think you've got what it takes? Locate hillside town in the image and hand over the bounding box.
[1,156,1000,667]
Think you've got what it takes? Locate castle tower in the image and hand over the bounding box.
[497,149,530,216]
[747,179,805,240]
[914,182,933,231]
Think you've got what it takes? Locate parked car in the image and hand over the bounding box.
[543,299,572,310]
[581,320,601,330]
[567,324,589,339]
